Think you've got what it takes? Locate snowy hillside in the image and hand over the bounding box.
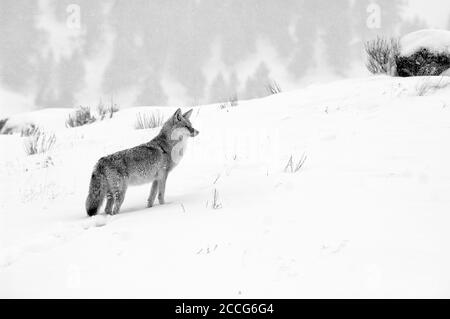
[1,75,450,298]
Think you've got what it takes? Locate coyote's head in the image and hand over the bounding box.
[161,108,199,141]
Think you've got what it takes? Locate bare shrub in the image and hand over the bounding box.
[97,98,119,120]
[219,94,239,109]
[267,80,282,95]
[135,111,165,129]
[416,76,450,96]
[19,123,38,137]
[0,121,37,136]
[229,94,239,106]
[365,36,400,75]
[24,129,56,155]
[66,106,96,128]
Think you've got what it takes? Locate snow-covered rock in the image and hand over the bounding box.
[396,29,450,77]
[400,29,450,57]
[395,29,450,76]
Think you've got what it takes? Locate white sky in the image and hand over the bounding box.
[405,0,450,28]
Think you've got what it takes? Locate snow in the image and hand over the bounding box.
[400,29,450,57]
[1,75,450,298]
[0,87,34,119]
[0,108,72,135]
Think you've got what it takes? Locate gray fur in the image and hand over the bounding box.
[86,108,199,216]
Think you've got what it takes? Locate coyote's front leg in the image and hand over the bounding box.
[147,180,159,208]
[158,173,168,205]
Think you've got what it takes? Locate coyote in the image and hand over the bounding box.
[85,108,199,216]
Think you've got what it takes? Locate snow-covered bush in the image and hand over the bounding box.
[229,94,239,106]
[66,106,96,128]
[135,111,165,129]
[66,101,119,128]
[23,128,56,155]
[364,36,400,75]
[97,100,119,120]
[219,94,239,109]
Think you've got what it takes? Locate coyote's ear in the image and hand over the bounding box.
[183,109,193,120]
[173,108,182,122]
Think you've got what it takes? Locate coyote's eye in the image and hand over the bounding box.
[184,124,194,133]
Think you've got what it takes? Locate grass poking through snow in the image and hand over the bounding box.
[416,76,450,96]
[24,128,56,155]
[212,189,222,209]
[135,111,165,129]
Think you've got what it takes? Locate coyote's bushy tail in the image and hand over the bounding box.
[86,163,106,216]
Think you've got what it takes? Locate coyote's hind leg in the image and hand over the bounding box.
[112,183,127,215]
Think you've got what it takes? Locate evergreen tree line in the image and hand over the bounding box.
[0,0,436,108]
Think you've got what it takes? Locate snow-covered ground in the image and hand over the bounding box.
[1,75,450,298]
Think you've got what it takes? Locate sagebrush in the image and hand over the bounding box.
[97,99,119,120]
[365,36,400,75]
[24,128,56,155]
[66,100,119,128]
[20,123,38,137]
[66,106,96,128]
[219,94,239,109]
